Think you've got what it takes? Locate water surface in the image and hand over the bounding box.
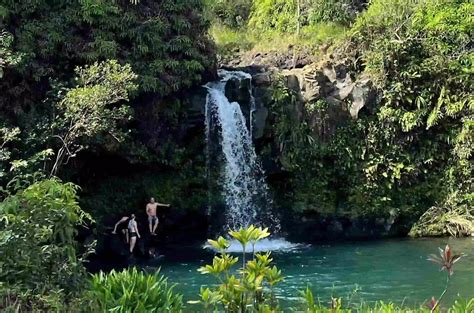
[157,237,474,308]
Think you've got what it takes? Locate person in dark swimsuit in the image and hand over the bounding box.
[127,214,140,254]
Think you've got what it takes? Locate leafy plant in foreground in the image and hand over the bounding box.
[89,267,183,313]
[0,179,92,292]
[193,225,282,312]
[428,245,463,312]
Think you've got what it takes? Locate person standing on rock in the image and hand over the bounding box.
[146,197,170,235]
[127,214,140,254]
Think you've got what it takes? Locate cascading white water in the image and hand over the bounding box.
[205,70,275,231]
[204,70,301,252]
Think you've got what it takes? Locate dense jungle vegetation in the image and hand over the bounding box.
[0,0,473,311]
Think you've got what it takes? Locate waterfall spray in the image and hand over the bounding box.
[203,70,300,252]
[205,70,278,232]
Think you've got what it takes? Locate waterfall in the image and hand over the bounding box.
[205,70,278,232]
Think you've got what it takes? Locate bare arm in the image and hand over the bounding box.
[146,204,151,216]
[156,201,170,207]
[112,216,128,233]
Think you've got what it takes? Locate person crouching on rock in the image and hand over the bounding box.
[127,214,140,254]
[112,216,131,243]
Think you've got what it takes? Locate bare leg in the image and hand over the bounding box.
[152,221,159,234]
[123,229,129,244]
[149,220,153,234]
[129,237,137,253]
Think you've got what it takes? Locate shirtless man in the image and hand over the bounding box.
[146,197,170,235]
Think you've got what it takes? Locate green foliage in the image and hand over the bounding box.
[79,167,208,225]
[267,80,339,213]
[301,288,474,312]
[0,30,22,78]
[248,0,357,33]
[89,268,183,312]
[410,192,474,237]
[249,0,299,33]
[267,0,473,229]
[1,0,214,97]
[0,60,136,191]
[205,0,253,28]
[307,0,358,26]
[0,179,93,292]
[349,0,473,229]
[0,284,90,313]
[0,0,215,183]
[194,226,283,312]
[450,298,474,312]
[50,60,137,176]
[0,122,56,193]
[0,126,20,180]
[300,287,347,312]
[208,0,352,59]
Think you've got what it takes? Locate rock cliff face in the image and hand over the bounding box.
[278,59,376,140]
[181,57,388,241]
[282,60,376,118]
[201,58,377,143]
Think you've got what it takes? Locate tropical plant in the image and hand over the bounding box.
[0,30,22,79]
[410,193,474,237]
[0,284,91,313]
[449,297,474,313]
[264,0,473,232]
[205,0,253,28]
[89,268,183,313]
[428,245,463,312]
[249,0,299,33]
[307,0,359,26]
[0,126,20,179]
[49,60,137,176]
[0,124,56,194]
[0,179,93,292]
[193,225,282,312]
[0,0,214,98]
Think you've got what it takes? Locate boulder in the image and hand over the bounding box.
[335,82,355,100]
[252,107,268,139]
[311,70,330,85]
[253,72,272,86]
[349,76,375,119]
[303,85,321,102]
[282,70,303,92]
[225,77,252,104]
[322,63,337,83]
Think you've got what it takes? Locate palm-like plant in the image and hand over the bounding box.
[229,225,270,266]
[427,245,463,312]
[428,244,462,276]
[195,225,283,312]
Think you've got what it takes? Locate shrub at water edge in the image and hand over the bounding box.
[89,267,183,312]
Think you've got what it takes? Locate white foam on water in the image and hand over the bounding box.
[204,238,307,253]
